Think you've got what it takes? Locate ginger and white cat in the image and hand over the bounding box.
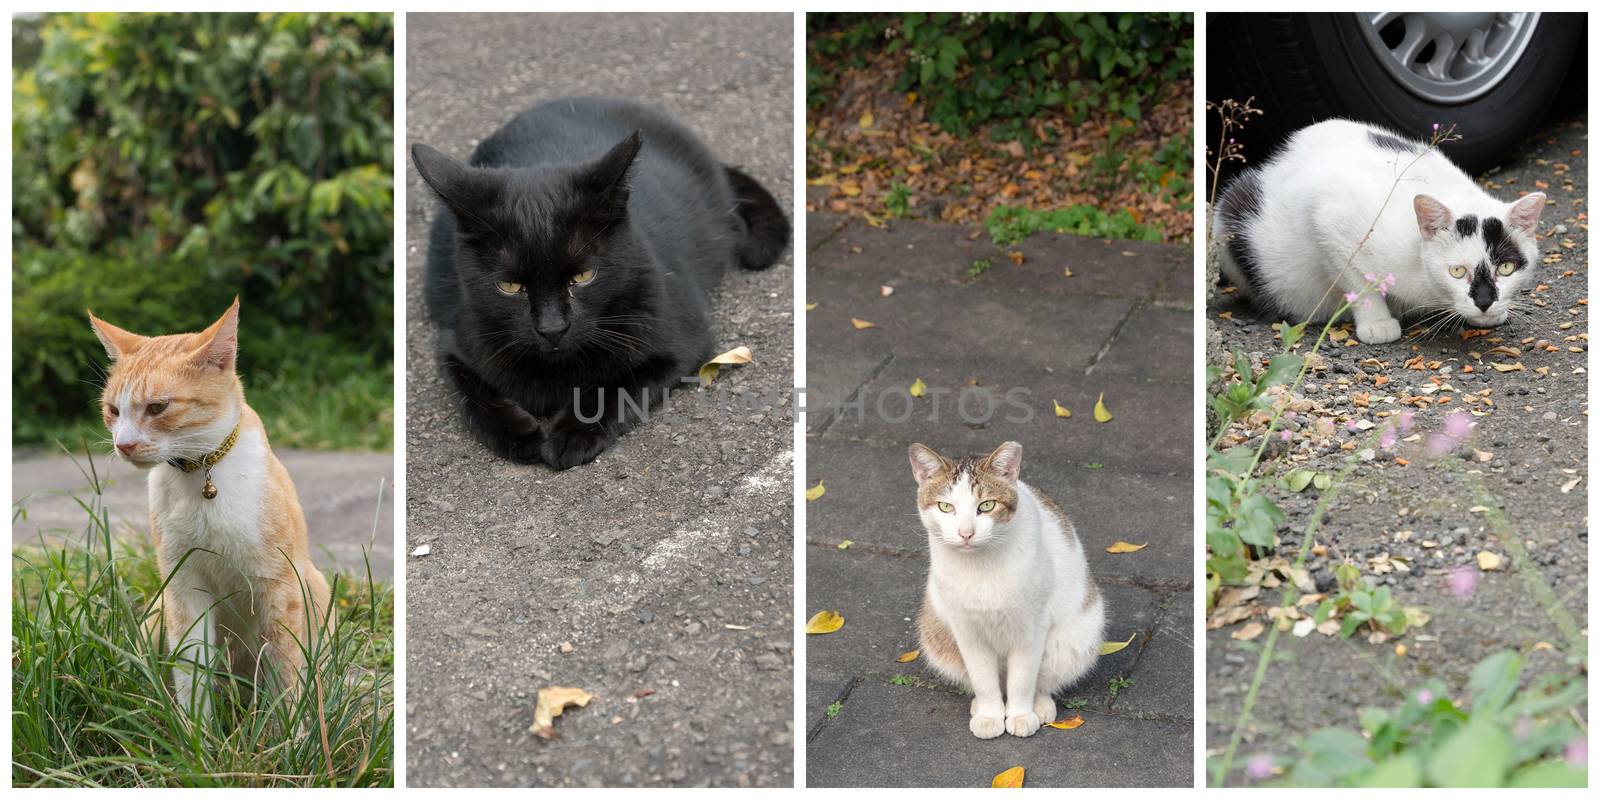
[910,441,1104,739]
[1213,118,1545,344]
[89,299,331,717]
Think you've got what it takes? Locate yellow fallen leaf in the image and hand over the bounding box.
[530,686,594,739]
[1105,541,1147,554]
[1053,400,1071,418]
[805,610,844,634]
[806,480,825,501]
[840,182,862,197]
[837,539,853,549]
[1099,632,1137,655]
[851,318,876,330]
[859,110,874,129]
[805,302,818,311]
[1476,551,1502,571]
[1489,362,1524,372]
[864,213,885,228]
[1093,392,1113,422]
[896,649,920,663]
[991,766,1025,788]
[1231,621,1265,641]
[910,378,927,397]
[697,362,721,387]
[839,163,862,175]
[1045,714,1085,730]
[1063,267,1074,278]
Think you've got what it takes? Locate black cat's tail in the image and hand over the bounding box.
[724,166,790,270]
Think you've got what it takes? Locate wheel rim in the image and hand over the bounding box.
[1357,12,1540,104]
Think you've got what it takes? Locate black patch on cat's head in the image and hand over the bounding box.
[1468,262,1497,311]
[1454,215,1478,238]
[1368,130,1416,154]
[415,133,658,361]
[1479,216,1526,272]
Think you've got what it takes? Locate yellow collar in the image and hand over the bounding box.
[168,423,240,499]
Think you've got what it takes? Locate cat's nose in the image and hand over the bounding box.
[535,320,569,345]
[116,442,137,456]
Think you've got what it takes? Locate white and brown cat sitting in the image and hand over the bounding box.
[910,441,1104,739]
[89,299,332,718]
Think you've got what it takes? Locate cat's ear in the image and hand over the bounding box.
[1506,192,1546,236]
[1413,194,1454,240]
[412,144,498,219]
[981,441,1023,484]
[908,443,950,484]
[578,131,643,217]
[190,297,240,373]
[87,312,143,360]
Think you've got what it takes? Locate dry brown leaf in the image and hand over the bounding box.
[1231,621,1266,641]
[1045,714,1085,730]
[850,318,876,330]
[530,686,594,739]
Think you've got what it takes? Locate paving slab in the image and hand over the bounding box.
[806,217,1193,787]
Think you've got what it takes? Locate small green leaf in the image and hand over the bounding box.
[1427,716,1512,787]
[1284,469,1316,493]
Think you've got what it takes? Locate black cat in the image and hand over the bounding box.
[413,97,788,469]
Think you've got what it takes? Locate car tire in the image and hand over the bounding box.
[1211,12,1580,174]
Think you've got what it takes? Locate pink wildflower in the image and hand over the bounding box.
[1427,412,1474,455]
[1565,737,1587,767]
[1448,566,1479,599]
[1379,426,1397,451]
[1433,122,1440,132]
[1398,410,1415,434]
[1343,291,1360,304]
[1345,419,1359,433]
[1415,689,1434,705]
[1246,753,1274,780]
[1280,429,1291,442]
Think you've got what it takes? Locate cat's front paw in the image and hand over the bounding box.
[1033,693,1057,725]
[1005,711,1041,737]
[504,432,543,464]
[541,425,612,470]
[1356,318,1402,344]
[969,715,1005,739]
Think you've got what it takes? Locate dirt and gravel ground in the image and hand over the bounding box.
[1204,113,1589,783]
[403,13,794,788]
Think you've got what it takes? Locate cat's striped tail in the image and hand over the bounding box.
[724,165,790,270]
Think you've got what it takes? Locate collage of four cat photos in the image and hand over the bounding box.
[6,7,1593,792]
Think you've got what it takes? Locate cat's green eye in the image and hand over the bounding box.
[977,499,996,513]
[1448,264,1468,279]
[936,501,954,513]
[146,401,168,416]
[496,281,524,295]
[570,269,598,286]
[1497,261,1516,276]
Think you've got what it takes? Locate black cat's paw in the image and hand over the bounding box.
[504,431,543,464]
[541,425,613,470]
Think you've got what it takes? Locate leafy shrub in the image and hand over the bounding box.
[809,12,1192,139]
[12,12,393,446]
[1279,651,1586,787]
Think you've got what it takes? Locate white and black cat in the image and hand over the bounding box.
[413,97,789,468]
[1213,119,1545,344]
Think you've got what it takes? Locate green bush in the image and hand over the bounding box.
[809,12,1192,139]
[12,12,393,449]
